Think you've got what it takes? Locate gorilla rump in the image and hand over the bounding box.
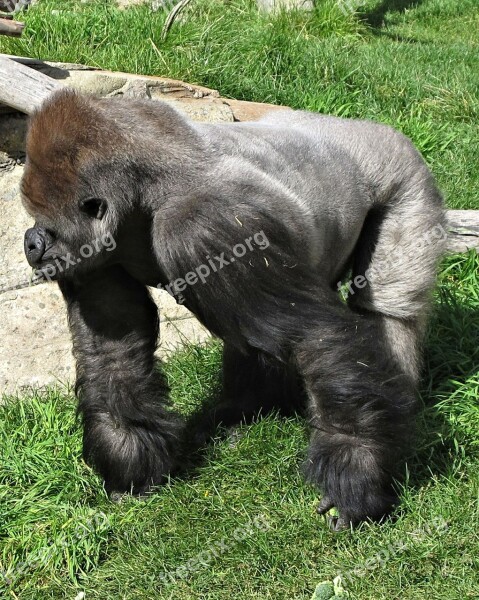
[21,90,445,530]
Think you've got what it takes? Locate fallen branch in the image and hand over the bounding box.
[0,55,62,114]
[0,16,24,36]
[161,0,194,41]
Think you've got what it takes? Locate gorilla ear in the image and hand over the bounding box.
[79,198,107,220]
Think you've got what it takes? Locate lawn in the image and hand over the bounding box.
[1,0,479,598]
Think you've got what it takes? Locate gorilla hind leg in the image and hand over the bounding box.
[300,173,445,529]
[295,303,417,530]
[347,174,447,383]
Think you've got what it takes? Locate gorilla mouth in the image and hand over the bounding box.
[33,253,80,282]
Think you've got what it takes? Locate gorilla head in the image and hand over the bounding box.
[21,89,446,530]
[22,89,197,283]
[22,92,125,277]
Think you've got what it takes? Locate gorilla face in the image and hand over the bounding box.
[20,92,130,280]
[22,162,117,280]
[22,189,114,281]
[20,89,193,285]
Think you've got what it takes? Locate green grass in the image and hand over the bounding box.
[1,0,479,598]
[1,253,479,599]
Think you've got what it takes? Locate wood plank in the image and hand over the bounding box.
[0,55,61,114]
[447,210,479,253]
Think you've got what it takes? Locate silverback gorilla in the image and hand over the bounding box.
[22,90,446,530]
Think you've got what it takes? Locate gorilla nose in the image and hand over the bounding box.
[24,227,47,266]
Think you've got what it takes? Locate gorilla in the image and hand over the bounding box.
[21,89,446,530]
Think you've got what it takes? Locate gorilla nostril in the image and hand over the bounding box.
[24,227,47,266]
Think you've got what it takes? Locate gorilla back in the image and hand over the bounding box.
[21,90,446,530]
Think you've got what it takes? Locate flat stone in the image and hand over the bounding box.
[116,0,149,8]
[223,99,291,122]
[0,283,210,395]
[150,287,194,321]
[0,166,32,293]
[160,96,234,123]
[0,284,74,394]
[59,71,129,96]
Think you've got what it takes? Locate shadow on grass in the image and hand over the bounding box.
[410,296,479,487]
[179,365,305,478]
[358,0,425,28]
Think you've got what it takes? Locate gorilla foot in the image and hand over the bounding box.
[316,495,335,515]
[327,515,352,533]
[306,434,398,529]
[316,494,393,531]
[316,497,353,532]
[83,412,182,495]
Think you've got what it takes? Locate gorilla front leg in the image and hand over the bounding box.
[59,266,181,494]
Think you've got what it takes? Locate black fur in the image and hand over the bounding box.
[59,266,181,494]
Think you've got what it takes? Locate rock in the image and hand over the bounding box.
[116,0,149,8]
[0,166,31,294]
[0,284,74,393]
[160,96,234,123]
[222,99,291,122]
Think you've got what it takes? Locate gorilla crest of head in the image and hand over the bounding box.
[21,88,446,531]
[22,89,196,279]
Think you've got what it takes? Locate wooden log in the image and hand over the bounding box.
[0,17,24,37]
[446,210,479,253]
[0,55,61,114]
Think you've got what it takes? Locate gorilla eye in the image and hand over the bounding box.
[79,198,107,220]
